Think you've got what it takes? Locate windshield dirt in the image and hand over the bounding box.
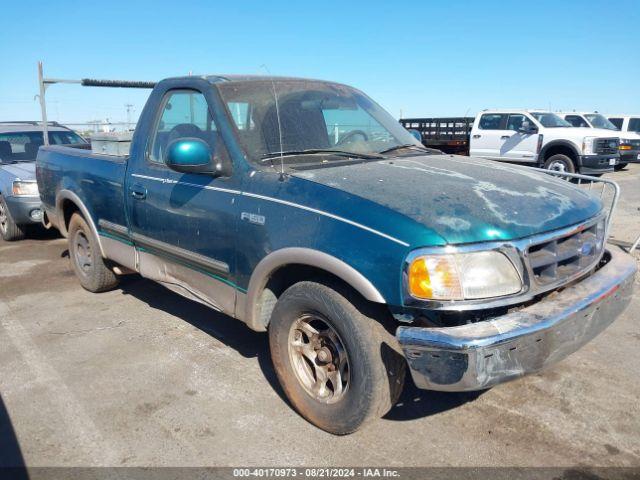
[216,80,424,165]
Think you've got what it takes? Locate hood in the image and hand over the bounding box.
[620,131,640,141]
[587,127,623,138]
[1,162,36,181]
[546,127,619,138]
[292,155,602,244]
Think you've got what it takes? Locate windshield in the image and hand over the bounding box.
[530,112,572,128]
[584,114,619,131]
[216,80,423,164]
[0,130,86,163]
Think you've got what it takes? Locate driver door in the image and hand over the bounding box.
[127,88,240,315]
[500,113,540,163]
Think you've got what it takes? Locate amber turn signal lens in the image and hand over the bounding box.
[408,255,463,300]
[409,257,432,298]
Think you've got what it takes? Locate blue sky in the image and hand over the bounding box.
[1,0,638,125]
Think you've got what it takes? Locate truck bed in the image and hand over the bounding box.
[36,144,129,237]
[400,117,474,155]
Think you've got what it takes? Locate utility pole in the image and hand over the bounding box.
[125,103,133,130]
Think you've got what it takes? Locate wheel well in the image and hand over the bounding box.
[543,144,578,164]
[61,199,81,233]
[255,264,388,330]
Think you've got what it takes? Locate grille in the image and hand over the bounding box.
[527,220,605,286]
[595,138,620,155]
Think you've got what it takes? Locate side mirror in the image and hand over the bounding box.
[407,129,422,142]
[164,138,220,175]
[518,121,538,134]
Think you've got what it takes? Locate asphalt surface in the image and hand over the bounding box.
[0,165,639,468]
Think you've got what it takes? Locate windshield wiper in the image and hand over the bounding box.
[260,149,383,163]
[377,144,432,155]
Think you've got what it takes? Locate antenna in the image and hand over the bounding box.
[260,64,285,179]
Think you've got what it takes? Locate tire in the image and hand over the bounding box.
[0,195,26,241]
[614,163,627,172]
[543,154,575,173]
[68,213,119,292]
[268,281,406,434]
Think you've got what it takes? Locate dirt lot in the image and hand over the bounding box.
[1,165,639,468]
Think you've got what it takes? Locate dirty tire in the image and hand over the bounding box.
[68,213,118,292]
[0,195,26,241]
[269,281,405,435]
[544,154,575,173]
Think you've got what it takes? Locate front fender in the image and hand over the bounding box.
[239,247,386,331]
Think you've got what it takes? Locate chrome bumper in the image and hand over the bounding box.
[396,246,637,392]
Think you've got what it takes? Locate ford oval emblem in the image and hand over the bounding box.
[609,141,617,149]
[581,242,594,256]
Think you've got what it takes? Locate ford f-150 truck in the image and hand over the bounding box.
[37,75,637,434]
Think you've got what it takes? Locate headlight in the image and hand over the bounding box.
[582,137,596,155]
[12,181,39,197]
[620,139,633,150]
[407,250,522,300]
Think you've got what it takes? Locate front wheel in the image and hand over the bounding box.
[0,195,26,241]
[268,281,405,435]
[614,163,627,172]
[544,154,575,173]
[68,213,119,292]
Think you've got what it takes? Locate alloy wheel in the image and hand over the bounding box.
[288,313,350,404]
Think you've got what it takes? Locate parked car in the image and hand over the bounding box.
[607,115,640,135]
[559,112,640,171]
[402,110,621,174]
[37,75,636,434]
[0,121,87,240]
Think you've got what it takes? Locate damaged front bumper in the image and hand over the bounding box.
[396,246,637,392]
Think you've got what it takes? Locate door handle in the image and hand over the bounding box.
[501,135,511,140]
[472,134,481,139]
[131,185,147,200]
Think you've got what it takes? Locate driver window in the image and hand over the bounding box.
[148,90,221,164]
[506,114,526,131]
[565,115,588,128]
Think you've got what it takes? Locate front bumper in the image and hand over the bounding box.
[4,195,43,225]
[620,149,640,164]
[397,246,637,392]
[579,154,617,174]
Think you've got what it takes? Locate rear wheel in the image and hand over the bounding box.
[68,213,119,292]
[544,154,575,173]
[0,195,26,241]
[268,281,405,434]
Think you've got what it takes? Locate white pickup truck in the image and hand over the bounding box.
[559,112,640,171]
[469,110,620,174]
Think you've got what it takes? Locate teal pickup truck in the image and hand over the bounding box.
[36,75,637,434]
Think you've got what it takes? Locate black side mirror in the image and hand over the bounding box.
[164,138,226,176]
[518,121,538,134]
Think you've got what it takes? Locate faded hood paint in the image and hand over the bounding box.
[1,161,36,180]
[292,155,603,244]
